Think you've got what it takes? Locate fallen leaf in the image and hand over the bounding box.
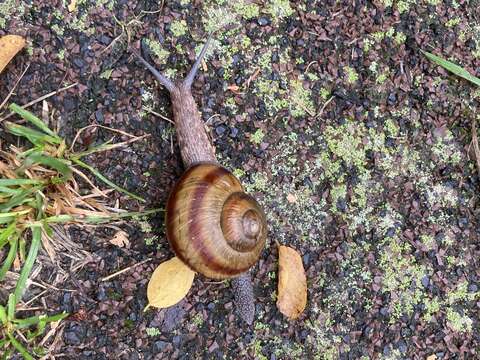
[426,355,437,360]
[109,230,130,248]
[0,35,26,74]
[147,257,195,309]
[276,245,307,319]
[68,0,77,12]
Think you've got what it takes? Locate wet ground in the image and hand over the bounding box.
[1,0,480,359]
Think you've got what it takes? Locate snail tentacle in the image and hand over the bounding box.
[131,50,176,92]
[183,35,212,89]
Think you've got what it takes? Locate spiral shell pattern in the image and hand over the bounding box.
[166,163,267,279]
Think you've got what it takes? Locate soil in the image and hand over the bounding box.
[1,0,480,359]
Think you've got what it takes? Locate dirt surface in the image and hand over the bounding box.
[1,0,480,359]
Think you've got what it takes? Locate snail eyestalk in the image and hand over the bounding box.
[132,35,212,93]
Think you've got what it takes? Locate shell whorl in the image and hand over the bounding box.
[166,163,267,279]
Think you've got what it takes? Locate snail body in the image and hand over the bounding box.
[166,163,266,279]
[134,37,265,323]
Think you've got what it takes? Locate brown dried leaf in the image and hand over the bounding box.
[0,35,26,74]
[147,257,195,309]
[109,230,130,248]
[276,245,307,319]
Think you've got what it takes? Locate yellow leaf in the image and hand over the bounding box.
[0,35,26,74]
[109,230,130,248]
[426,355,437,360]
[147,257,195,309]
[276,245,307,319]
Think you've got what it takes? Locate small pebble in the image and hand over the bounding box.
[257,17,269,26]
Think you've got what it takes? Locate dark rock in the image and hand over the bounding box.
[154,340,168,352]
[95,110,104,122]
[97,286,107,301]
[387,92,397,105]
[99,35,111,45]
[64,325,85,345]
[229,127,239,138]
[73,57,86,68]
[468,284,478,293]
[215,125,226,136]
[398,340,407,353]
[257,17,269,26]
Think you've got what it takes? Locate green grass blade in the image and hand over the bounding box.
[24,153,71,180]
[13,311,68,329]
[0,209,31,219]
[4,122,62,146]
[0,305,7,324]
[0,186,21,196]
[9,103,60,139]
[6,333,34,360]
[422,50,480,87]
[0,236,18,281]
[14,227,42,303]
[7,293,16,321]
[72,158,145,202]
[0,179,44,186]
[13,315,41,328]
[0,188,36,212]
[0,221,17,249]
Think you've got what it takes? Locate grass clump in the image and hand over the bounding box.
[0,104,158,358]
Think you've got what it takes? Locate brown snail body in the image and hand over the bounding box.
[134,37,266,323]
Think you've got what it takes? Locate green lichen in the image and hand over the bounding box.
[445,17,461,28]
[420,234,435,250]
[191,314,204,327]
[267,0,294,21]
[290,78,315,117]
[145,327,161,337]
[145,39,170,63]
[0,0,25,28]
[379,236,430,321]
[170,19,188,37]
[394,32,406,45]
[250,129,265,145]
[423,297,440,321]
[446,309,473,333]
[344,66,359,84]
[233,1,260,19]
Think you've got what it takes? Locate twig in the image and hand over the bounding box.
[317,95,335,118]
[70,123,140,151]
[101,258,152,282]
[0,82,78,123]
[0,63,30,110]
[246,67,260,88]
[144,107,174,124]
[292,97,316,117]
[471,117,480,178]
[305,61,317,74]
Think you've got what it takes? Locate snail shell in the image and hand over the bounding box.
[166,163,267,279]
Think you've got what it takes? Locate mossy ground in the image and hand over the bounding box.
[1,0,480,359]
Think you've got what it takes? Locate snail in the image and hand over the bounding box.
[133,37,267,323]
